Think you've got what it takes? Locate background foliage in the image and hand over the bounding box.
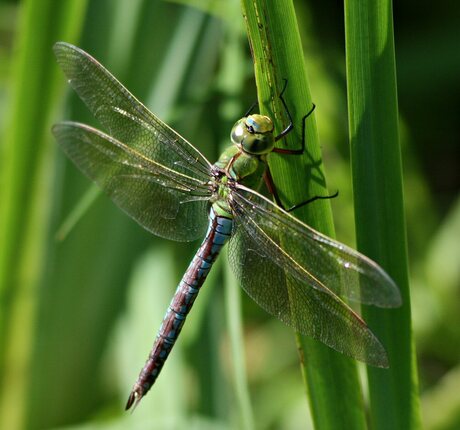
[0,0,459,429]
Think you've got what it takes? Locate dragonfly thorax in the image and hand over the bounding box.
[230,114,275,155]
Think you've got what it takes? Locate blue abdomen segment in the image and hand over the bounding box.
[126,207,233,409]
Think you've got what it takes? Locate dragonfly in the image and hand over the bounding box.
[52,42,401,410]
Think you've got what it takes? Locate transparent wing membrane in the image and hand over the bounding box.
[54,42,211,180]
[53,42,214,241]
[53,122,211,241]
[228,184,401,366]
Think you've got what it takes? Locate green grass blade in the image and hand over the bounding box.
[54,185,100,241]
[224,257,255,430]
[0,0,88,428]
[344,0,422,428]
[240,1,367,428]
[218,6,255,427]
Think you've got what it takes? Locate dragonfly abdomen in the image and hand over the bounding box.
[126,208,233,410]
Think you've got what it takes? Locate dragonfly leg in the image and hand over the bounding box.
[283,190,339,212]
[273,101,316,152]
[245,77,291,118]
[264,168,338,212]
[273,79,294,141]
[244,99,259,117]
[267,83,331,211]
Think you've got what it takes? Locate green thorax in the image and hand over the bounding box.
[214,145,265,190]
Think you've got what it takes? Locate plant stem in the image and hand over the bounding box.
[0,0,88,428]
[240,1,367,428]
[344,0,422,428]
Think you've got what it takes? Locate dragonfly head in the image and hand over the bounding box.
[231,114,275,155]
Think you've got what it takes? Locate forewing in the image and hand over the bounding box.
[53,42,212,183]
[230,185,401,307]
[228,185,401,366]
[53,122,211,241]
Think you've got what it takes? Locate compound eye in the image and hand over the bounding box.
[230,120,246,144]
[242,134,273,155]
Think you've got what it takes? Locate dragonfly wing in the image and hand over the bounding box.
[229,227,388,366]
[53,42,212,183]
[230,184,401,307]
[228,184,401,366]
[53,122,211,241]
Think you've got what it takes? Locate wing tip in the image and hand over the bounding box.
[53,41,79,55]
[367,345,390,368]
[53,41,97,75]
[53,41,75,61]
[378,273,403,308]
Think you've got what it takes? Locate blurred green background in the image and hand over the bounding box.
[0,0,459,429]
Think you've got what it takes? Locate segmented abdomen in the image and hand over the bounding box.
[126,207,232,409]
